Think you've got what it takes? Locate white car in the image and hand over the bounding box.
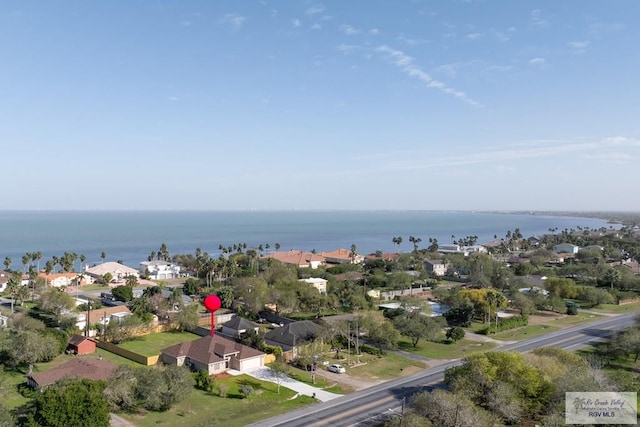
[327,364,346,374]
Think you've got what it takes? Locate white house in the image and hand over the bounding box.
[139,260,181,280]
[299,277,328,294]
[85,262,139,284]
[552,243,579,254]
[423,260,448,277]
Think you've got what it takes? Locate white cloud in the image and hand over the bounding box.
[311,23,322,30]
[568,40,590,53]
[529,57,546,67]
[370,28,379,35]
[375,45,483,108]
[340,24,361,35]
[337,44,361,54]
[221,14,246,30]
[179,20,192,27]
[292,18,302,28]
[530,9,550,28]
[167,96,179,101]
[466,32,483,40]
[372,136,640,171]
[396,34,430,45]
[306,5,325,16]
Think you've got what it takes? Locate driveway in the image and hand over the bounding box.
[240,367,342,402]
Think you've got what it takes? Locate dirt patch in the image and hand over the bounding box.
[214,372,232,379]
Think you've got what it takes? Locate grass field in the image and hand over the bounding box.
[587,301,640,314]
[120,374,315,427]
[117,331,201,356]
[490,324,560,341]
[397,337,498,359]
[346,351,427,380]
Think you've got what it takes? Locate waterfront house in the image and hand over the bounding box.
[139,260,181,280]
[262,250,325,269]
[84,262,139,284]
[320,248,364,265]
[38,272,87,288]
[161,334,265,375]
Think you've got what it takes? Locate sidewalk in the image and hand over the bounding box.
[229,367,342,402]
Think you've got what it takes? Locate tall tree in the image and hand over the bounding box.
[2,256,10,270]
[30,379,110,427]
[100,251,106,263]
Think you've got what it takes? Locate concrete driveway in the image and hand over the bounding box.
[240,367,342,402]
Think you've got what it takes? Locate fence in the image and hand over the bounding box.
[97,341,159,366]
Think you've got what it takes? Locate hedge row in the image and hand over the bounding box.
[479,315,528,335]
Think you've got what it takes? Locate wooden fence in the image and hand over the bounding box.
[97,341,159,366]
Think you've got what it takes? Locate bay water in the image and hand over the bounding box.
[0,210,616,269]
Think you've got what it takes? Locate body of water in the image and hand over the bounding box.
[0,210,617,269]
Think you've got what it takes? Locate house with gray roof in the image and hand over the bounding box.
[264,320,320,352]
[221,316,259,338]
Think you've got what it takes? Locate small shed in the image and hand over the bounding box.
[67,335,96,355]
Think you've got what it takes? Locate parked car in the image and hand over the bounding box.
[327,364,346,374]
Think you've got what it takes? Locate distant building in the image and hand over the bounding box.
[139,260,181,280]
[320,248,364,264]
[262,250,325,269]
[84,262,139,284]
[299,277,328,294]
[438,244,487,256]
[0,270,9,293]
[552,243,579,254]
[423,259,448,277]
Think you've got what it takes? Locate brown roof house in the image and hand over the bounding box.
[262,250,325,269]
[28,358,117,389]
[67,335,97,355]
[161,335,266,375]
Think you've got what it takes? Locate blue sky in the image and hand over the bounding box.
[1,1,638,211]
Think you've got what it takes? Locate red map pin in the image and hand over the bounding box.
[204,294,222,336]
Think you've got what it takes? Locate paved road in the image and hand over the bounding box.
[248,312,639,427]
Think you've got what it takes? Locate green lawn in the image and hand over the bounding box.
[490,324,560,341]
[397,337,497,359]
[345,351,428,380]
[586,302,640,314]
[288,367,330,388]
[117,331,201,357]
[120,375,315,427]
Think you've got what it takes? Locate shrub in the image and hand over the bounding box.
[446,327,465,342]
[480,315,528,335]
[360,344,382,356]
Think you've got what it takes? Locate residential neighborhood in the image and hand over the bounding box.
[0,224,639,427]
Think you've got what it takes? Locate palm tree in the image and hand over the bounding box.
[79,254,86,271]
[392,236,403,253]
[100,251,106,264]
[22,253,31,273]
[3,257,11,270]
[275,243,281,252]
[350,244,357,264]
[32,251,43,272]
